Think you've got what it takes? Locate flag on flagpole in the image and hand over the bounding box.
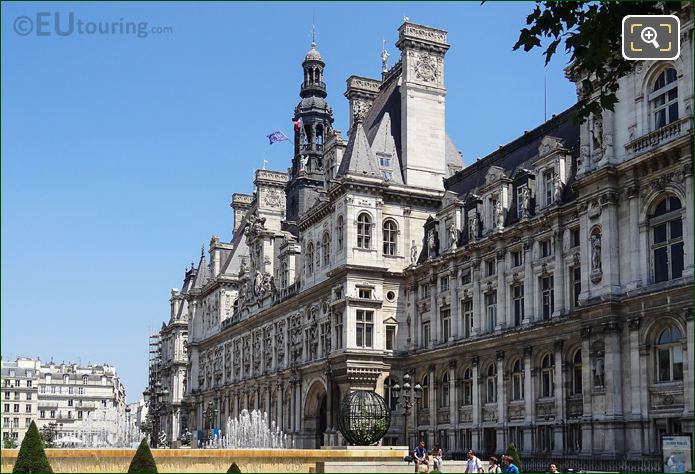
[293,118,301,132]
[267,131,289,145]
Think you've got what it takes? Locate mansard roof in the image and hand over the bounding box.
[444,105,579,198]
[337,120,381,178]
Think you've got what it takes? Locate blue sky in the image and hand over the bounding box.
[1,1,576,401]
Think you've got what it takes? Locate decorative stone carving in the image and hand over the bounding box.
[520,187,531,218]
[468,215,479,240]
[410,240,418,265]
[428,230,437,258]
[264,189,281,208]
[592,351,605,388]
[449,223,458,249]
[591,113,603,162]
[590,230,602,283]
[495,200,504,230]
[553,174,564,203]
[413,52,439,83]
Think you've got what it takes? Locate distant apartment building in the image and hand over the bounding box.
[1,357,127,444]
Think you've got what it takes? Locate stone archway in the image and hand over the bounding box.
[303,380,328,448]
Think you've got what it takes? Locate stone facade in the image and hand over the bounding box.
[155,11,692,465]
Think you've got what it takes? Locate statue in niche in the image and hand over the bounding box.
[239,257,249,276]
[410,240,418,265]
[591,114,603,160]
[469,215,478,240]
[591,233,602,271]
[299,155,309,171]
[495,201,504,230]
[520,187,531,218]
[592,352,605,387]
[427,230,436,257]
[553,175,564,203]
[449,223,458,249]
[253,270,264,297]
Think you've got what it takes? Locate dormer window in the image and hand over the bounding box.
[650,68,678,130]
[543,169,554,207]
[358,288,373,299]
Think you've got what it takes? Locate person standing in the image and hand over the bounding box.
[465,450,482,473]
[488,456,502,473]
[502,455,519,473]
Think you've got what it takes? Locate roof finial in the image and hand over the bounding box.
[311,11,317,48]
[381,39,390,73]
[200,245,205,258]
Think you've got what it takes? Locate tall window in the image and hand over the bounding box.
[541,276,554,320]
[315,240,321,268]
[651,196,684,283]
[440,276,449,291]
[651,67,678,129]
[383,219,397,256]
[281,261,288,288]
[357,213,372,249]
[421,375,430,409]
[511,249,523,267]
[540,239,552,258]
[486,364,497,403]
[441,308,451,342]
[512,359,524,401]
[306,243,314,275]
[461,368,472,405]
[336,216,344,250]
[63,375,69,384]
[355,310,374,348]
[82,375,88,385]
[440,373,450,408]
[384,377,396,410]
[462,299,473,338]
[541,354,555,398]
[322,233,330,266]
[385,326,395,350]
[543,170,554,206]
[512,284,524,327]
[571,350,583,395]
[485,259,496,276]
[334,312,344,349]
[516,185,527,217]
[422,322,431,348]
[656,325,683,382]
[571,266,581,308]
[485,291,497,332]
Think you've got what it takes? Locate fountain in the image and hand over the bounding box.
[204,409,290,449]
[54,406,144,448]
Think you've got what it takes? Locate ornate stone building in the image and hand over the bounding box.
[158,11,692,467]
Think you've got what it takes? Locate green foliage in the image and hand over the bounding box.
[511,1,681,123]
[506,442,522,470]
[127,438,158,474]
[38,424,58,449]
[227,462,242,473]
[3,436,17,449]
[12,421,53,473]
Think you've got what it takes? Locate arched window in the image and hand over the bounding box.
[306,242,314,275]
[383,219,398,256]
[650,67,678,129]
[232,299,239,315]
[541,354,555,398]
[656,325,683,382]
[512,359,524,401]
[322,233,330,266]
[315,240,321,268]
[63,374,69,384]
[357,213,372,249]
[486,364,497,403]
[440,372,450,408]
[650,196,684,283]
[571,350,582,395]
[336,216,344,250]
[421,375,430,409]
[82,375,88,385]
[461,368,472,406]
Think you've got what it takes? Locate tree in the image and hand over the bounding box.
[3,436,17,449]
[39,423,58,449]
[12,421,53,473]
[227,462,242,473]
[127,438,158,474]
[506,442,522,471]
[512,1,682,123]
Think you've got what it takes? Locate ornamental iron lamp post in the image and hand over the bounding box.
[391,372,422,450]
[204,401,218,447]
[143,382,169,448]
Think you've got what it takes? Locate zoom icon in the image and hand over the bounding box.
[623,15,680,61]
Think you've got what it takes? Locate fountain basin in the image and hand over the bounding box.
[1,447,408,473]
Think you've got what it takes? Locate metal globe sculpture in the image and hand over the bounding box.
[337,390,391,445]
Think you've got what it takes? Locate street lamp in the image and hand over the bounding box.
[143,383,170,448]
[204,401,219,447]
[391,372,422,450]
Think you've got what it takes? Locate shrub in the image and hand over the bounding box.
[127,438,158,473]
[227,462,241,473]
[12,421,53,473]
[506,442,522,470]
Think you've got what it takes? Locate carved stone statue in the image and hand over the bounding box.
[593,352,605,387]
[469,215,478,240]
[427,230,436,257]
[520,187,531,218]
[591,233,602,271]
[553,175,563,203]
[449,223,458,249]
[253,270,263,297]
[591,114,603,159]
[239,257,249,276]
[495,201,504,230]
[410,240,418,265]
[299,154,308,171]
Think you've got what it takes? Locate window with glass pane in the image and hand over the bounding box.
[355,310,374,348]
[512,359,524,400]
[512,250,523,267]
[572,267,581,308]
[334,312,343,349]
[462,369,472,405]
[541,354,555,397]
[322,233,330,266]
[572,350,582,395]
[440,276,449,291]
[486,365,497,403]
[650,196,684,283]
[650,68,678,130]
[543,170,554,206]
[306,243,314,274]
[441,373,450,407]
[385,326,395,350]
[336,216,344,250]
[422,322,431,348]
[541,276,554,319]
[357,213,372,249]
[485,291,497,332]
[441,308,451,342]
[656,326,683,382]
[462,299,473,338]
[512,284,524,326]
[383,219,397,256]
[422,375,430,409]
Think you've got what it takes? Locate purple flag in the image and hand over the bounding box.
[267,130,289,144]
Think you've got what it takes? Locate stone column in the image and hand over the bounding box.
[471,357,481,451]
[449,361,458,427]
[496,351,506,451]
[580,327,593,454]
[603,321,624,455]
[472,259,482,336]
[452,274,461,339]
[522,241,534,325]
[522,347,533,453]
[430,279,439,346]
[496,251,507,330]
[683,171,694,278]
[295,379,302,437]
[553,340,565,453]
[626,186,642,289]
[683,309,694,419]
[553,231,565,316]
[600,193,621,296]
[626,317,643,455]
[276,382,283,432]
[429,364,436,443]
